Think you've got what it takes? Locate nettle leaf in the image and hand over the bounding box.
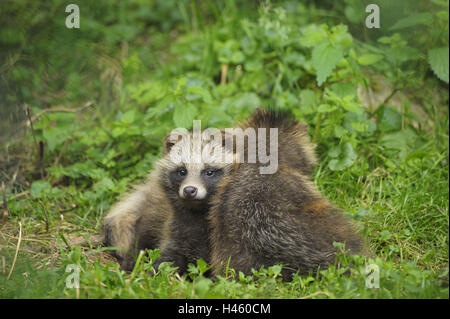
[334,125,347,138]
[317,104,338,113]
[328,142,357,171]
[344,112,376,136]
[145,95,174,119]
[381,128,418,160]
[268,264,283,276]
[30,180,62,199]
[111,126,126,138]
[341,97,362,114]
[231,51,245,64]
[428,46,449,83]
[60,161,98,179]
[173,102,198,129]
[40,113,75,151]
[331,82,357,99]
[276,91,299,109]
[350,122,369,132]
[127,81,167,105]
[312,43,343,86]
[331,24,353,48]
[120,110,136,124]
[358,54,384,66]
[390,13,433,31]
[43,127,69,151]
[30,181,52,198]
[93,177,116,194]
[300,25,327,47]
[328,145,341,158]
[87,168,109,180]
[196,258,211,275]
[240,36,257,55]
[299,89,317,114]
[214,39,241,64]
[376,106,402,132]
[186,86,213,104]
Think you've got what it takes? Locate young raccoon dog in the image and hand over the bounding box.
[208,108,363,279]
[103,127,235,273]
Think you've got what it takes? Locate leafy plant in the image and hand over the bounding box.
[0,0,448,299]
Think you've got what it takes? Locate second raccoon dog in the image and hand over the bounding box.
[103,128,234,273]
[208,108,363,278]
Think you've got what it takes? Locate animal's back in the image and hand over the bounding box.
[209,108,363,277]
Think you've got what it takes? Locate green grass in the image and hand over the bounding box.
[0,0,448,299]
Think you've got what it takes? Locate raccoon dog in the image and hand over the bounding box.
[103,127,235,273]
[208,108,363,278]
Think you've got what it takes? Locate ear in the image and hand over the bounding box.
[297,122,309,133]
[163,129,186,155]
[163,134,175,155]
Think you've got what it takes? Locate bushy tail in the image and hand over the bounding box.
[242,107,317,174]
[246,107,300,133]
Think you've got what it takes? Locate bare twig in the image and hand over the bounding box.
[26,101,94,124]
[313,113,322,144]
[0,190,29,205]
[299,291,330,299]
[59,203,77,214]
[54,138,69,166]
[220,64,229,85]
[7,221,22,280]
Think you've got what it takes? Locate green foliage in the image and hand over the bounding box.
[0,0,448,299]
[342,0,449,84]
[33,248,445,298]
[428,46,450,83]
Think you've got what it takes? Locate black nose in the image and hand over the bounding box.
[183,186,198,199]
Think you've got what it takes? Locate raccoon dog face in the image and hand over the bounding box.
[158,127,235,209]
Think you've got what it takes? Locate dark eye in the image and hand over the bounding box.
[178,168,187,176]
[205,169,215,177]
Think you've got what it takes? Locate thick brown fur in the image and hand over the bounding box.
[151,129,236,274]
[103,129,235,274]
[103,170,172,272]
[208,108,363,278]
